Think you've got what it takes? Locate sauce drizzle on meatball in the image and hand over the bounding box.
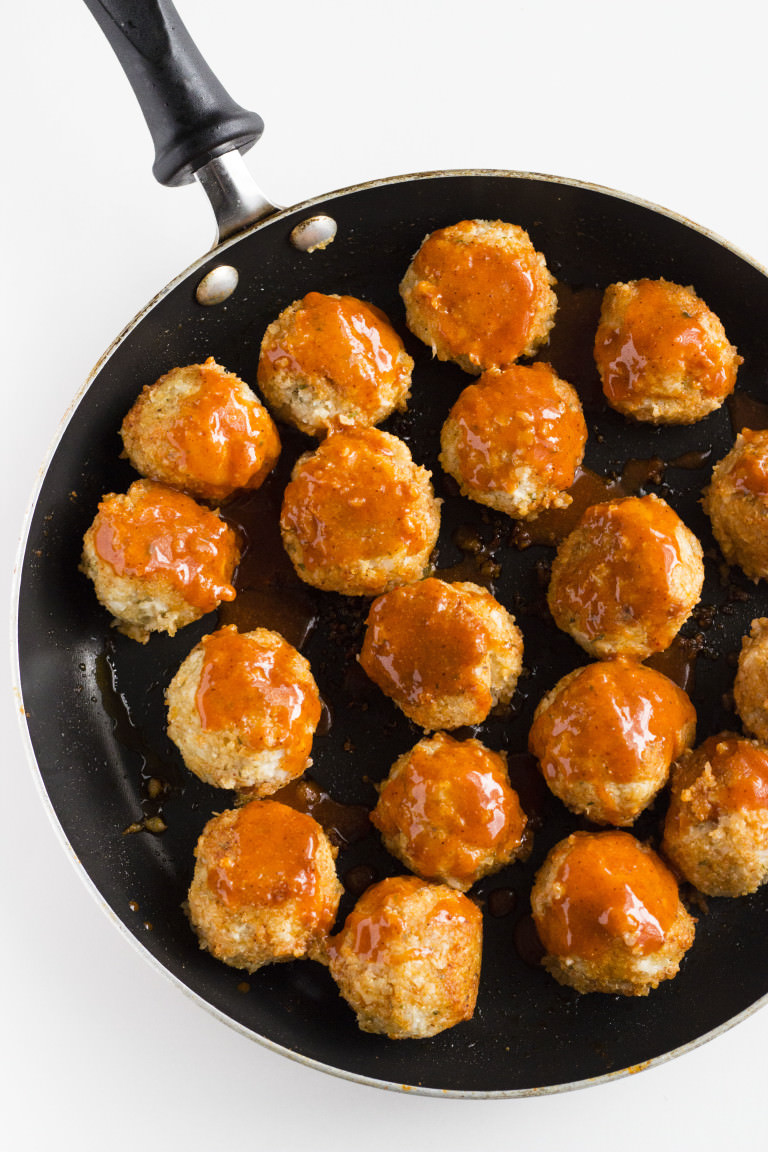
[537,832,678,960]
[92,479,238,611]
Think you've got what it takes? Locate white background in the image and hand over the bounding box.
[3,1,766,1147]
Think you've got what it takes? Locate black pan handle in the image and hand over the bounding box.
[83,0,264,188]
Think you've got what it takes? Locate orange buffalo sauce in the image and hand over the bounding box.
[667,735,768,830]
[372,733,526,887]
[280,426,435,572]
[536,831,679,961]
[448,362,586,494]
[327,875,479,964]
[529,659,694,821]
[360,578,490,712]
[164,358,280,498]
[595,278,737,404]
[727,429,768,498]
[408,221,546,369]
[206,800,332,927]
[549,495,691,650]
[194,626,320,771]
[259,292,406,422]
[93,479,238,611]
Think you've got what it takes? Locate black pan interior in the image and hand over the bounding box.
[17,172,768,1094]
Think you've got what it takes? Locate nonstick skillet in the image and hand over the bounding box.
[15,0,768,1097]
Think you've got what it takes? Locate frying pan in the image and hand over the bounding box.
[15,0,768,1097]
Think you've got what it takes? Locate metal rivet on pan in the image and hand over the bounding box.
[289,215,338,253]
[195,264,239,306]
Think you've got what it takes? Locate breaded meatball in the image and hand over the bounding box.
[547,494,704,659]
[166,625,321,795]
[80,478,238,643]
[531,830,695,996]
[734,618,768,741]
[280,426,440,597]
[187,799,342,972]
[371,732,528,890]
[326,875,482,1038]
[529,658,695,826]
[662,734,768,897]
[594,278,740,424]
[703,429,768,582]
[399,219,557,374]
[120,357,280,502]
[439,362,587,520]
[257,292,413,437]
[359,577,523,730]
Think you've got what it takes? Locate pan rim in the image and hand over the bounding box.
[11,165,768,1097]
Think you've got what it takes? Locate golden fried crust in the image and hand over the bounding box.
[257,293,412,437]
[531,831,695,996]
[400,219,557,373]
[121,358,280,501]
[280,427,440,596]
[704,430,768,582]
[594,278,740,424]
[372,732,528,890]
[166,625,321,794]
[734,618,768,741]
[547,494,704,658]
[529,658,696,826]
[359,578,523,730]
[80,479,238,642]
[439,362,587,520]
[326,876,482,1038]
[187,801,342,973]
[662,734,768,897]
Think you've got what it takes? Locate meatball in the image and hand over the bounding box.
[187,799,342,972]
[257,292,413,437]
[166,625,321,795]
[120,357,280,502]
[280,426,440,597]
[439,362,587,520]
[371,732,528,890]
[547,494,704,658]
[359,577,524,730]
[531,830,695,996]
[734,618,768,741]
[662,734,768,897]
[399,219,557,374]
[594,278,740,424]
[703,429,768,582]
[326,875,482,1038]
[529,658,696,826]
[80,478,239,643]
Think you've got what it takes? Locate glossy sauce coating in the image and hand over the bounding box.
[164,358,280,495]
[727,429,768,498]
[372,733,527,887]
[529,659,695,823]
[206,800,332,928]
[93,479,238,610]
[280,427,437,575]
[445,362,586,496]
[536,831,679,961]
[667,735,768,827]
[194,626,320,771]
[360,578,490,713]
[327,875,477,964]
[259,293,407,424]
[548,495,696,654]
[406,221,549,368]
[595,278,737,404]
